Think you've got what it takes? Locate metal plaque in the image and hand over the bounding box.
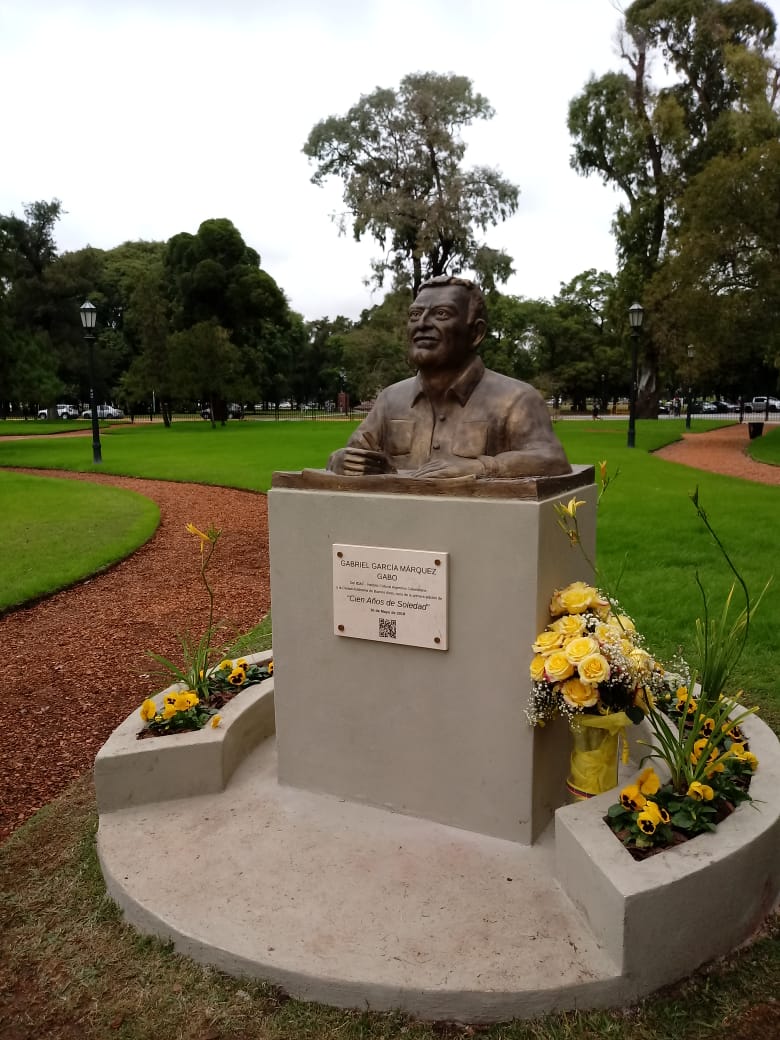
[333,544,448,650]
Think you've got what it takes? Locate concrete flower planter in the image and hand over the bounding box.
[94,651,274,813]
[95,675,780,1022]
[556,710,780,999]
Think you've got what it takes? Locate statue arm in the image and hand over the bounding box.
[482,392,571,478]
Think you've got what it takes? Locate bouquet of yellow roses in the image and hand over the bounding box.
[527,580,668,728]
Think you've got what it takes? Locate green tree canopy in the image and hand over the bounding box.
[568,0,780,414]
[304,72,519,293]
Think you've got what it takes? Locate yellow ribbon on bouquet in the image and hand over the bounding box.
[566,711,632,800]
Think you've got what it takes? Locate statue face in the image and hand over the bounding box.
[407,285,481,372]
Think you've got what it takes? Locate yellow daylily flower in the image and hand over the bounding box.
[561,497,586,519]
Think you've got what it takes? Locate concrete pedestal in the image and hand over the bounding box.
[268,468,596,844]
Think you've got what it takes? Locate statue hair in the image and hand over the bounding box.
[415,275,487,327]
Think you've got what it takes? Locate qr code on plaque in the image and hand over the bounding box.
[378,617,397,640]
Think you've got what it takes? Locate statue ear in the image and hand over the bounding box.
[471,318,487,349]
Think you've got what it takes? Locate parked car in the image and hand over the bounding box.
[744,396,780,413]
[37,403,79,419]
[200,402,243,420]
[712,400,739,412]
[81,405,124,419]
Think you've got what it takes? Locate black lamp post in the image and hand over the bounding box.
[80,300,102,464]
[627,302,644,448]
[685,345,695,430]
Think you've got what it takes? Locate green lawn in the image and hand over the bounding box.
[1,419,779,1037]
[0,471,159,611]
[747,421,780,465]
[1,418,777,721]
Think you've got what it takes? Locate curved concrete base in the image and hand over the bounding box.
[95,680,780,1024]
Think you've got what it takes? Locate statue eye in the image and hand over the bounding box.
[409,309,423,320]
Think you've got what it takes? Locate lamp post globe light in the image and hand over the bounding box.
[627,301,644,449]
[80,300,102,465]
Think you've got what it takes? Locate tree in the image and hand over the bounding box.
[167,321,243,424]
[568,0,780,415]
[339,292,412,400]
[647,139,780,396]
[163,218,293,410]
[0,199,63,412]
[304,72,519,294]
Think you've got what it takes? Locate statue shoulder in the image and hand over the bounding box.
[480,367,546,402]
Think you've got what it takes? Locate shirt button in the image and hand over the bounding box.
[432,443,440,450]
[438,414,446,421]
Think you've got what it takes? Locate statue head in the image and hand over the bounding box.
[407,276,487,373]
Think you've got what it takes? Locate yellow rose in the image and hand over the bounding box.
[593,622,616,643]
[615,614,635,633]
[558,581,598,615]
[551,614,586,638]
[529,654,546,681]
[577,653,611,684]
[561,677,599,709]
[549,589,565,616]
[629,648,653,674]
[544,651,575,683]
[564,635,599,664]
[532,630,564,655]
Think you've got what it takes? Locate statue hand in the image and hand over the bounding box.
[328,447,396,475]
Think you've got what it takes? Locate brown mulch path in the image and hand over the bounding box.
[0,470,270,842]
[0,425,777,844]
[653,422,780,484]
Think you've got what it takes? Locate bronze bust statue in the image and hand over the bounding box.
[327,276,571,479]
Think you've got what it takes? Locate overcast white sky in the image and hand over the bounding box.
[2,0,778,321]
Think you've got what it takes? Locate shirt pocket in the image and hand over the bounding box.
[385,419,416,456]
[452,421,488,459]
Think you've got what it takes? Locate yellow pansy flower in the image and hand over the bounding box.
[638,767,660,796]
[139,698,157,722]
[620,784,646,812]
[687,781,715,801]
[211,714,222,728]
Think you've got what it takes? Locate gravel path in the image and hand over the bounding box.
[0,471,269,842]
[653,422,780,484]
[0,425,777,843]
